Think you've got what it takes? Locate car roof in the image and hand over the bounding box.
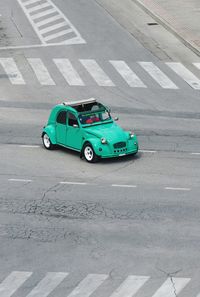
[63,98,96,107]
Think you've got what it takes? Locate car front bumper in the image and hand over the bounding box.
[94,138,139,159]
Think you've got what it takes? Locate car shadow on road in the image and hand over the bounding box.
[56,146,141,164]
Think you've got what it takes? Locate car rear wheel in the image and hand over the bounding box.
[83,144,99,163]
[42,133,55,150]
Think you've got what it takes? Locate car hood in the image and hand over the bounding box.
[84,122,127,142]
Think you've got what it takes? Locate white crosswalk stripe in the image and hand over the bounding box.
[23,0,41,6]
[0,58,26,85]
[152,277,191,297]
[110,60,146,88]
[1,58,200,90]
[193,62,200,71]
[28,3,51,13]
[16,0,85,45]
[54,58,85,86]
[27,58,55,85]
[26,272,68,297]
[80,59,115,86]
[0,272,194,296]
[0,271,32,297]
[166,62,200,89]
[67,274,108,297]
[109,275,150,297]
[139,61,178,89]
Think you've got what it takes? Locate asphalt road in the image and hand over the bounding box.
[0,0,200,296]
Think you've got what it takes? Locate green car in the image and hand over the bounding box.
[42,98,138,163]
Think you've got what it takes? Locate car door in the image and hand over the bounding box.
[66,112,83,150]
[56,110,67,145]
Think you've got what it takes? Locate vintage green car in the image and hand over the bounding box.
[42,98,138,162]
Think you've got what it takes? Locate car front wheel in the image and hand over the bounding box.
[83,144,99,163]
[42,133,55,150]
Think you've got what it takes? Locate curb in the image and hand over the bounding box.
[132,0,200,57]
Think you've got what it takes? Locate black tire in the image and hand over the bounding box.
[83,143,99,163]
[42,133,55,150]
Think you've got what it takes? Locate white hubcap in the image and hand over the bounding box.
[43,134,50,148]
[84,146,93,161]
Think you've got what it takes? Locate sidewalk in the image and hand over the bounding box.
[133,0,200,56]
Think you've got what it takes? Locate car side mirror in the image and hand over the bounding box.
[114,117,119,121]
[73,124,79,128]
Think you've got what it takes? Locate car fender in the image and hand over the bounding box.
[42,125,56,144]
[82,137,101,155]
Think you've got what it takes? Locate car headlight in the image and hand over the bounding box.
[129,131,134,139]
[101,137,107,144]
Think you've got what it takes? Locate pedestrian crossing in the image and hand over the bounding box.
[16,0,85,45]
[0,271,195,296]
[0,57,200,89]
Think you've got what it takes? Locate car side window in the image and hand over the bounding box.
[68,112,78,127]
[57,111,67,125]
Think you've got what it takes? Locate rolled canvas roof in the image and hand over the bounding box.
[63,98,96,106]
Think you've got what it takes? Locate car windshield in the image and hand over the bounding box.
[78,109,112,126]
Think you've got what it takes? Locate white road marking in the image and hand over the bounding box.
[0,271,32,297]
[39,21,67,34]
[8,179,32,182]
[152,277,190,297]
[17,0,86,45]
[0,58,25,85]
[139,150,157,153]
[190,152,200,155]
[19,145,40,148]
[28,3,51,13]
[80,59,115,86]
[54,58,85,86]
[67,274,108,297]
[23,0,41,6]
[26,272,68,297]
[36,14,61,27]
[166,62,200,89]
[44,29,73,42]
[193,62,200,70]
[31,8,56,20]
[110,60,146,88]
[111,184,137,188]
[165,187,191,191]
[109,275,149,297]
[27,58,55,85]
[139,62,178,89]
[60,181,87,185]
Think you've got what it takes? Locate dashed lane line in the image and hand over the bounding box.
[111,184,137,188]
[60,181,87,185]
[6,179,194,191]
[8,179,33,183]
[19,145,40,148]
[165,187,191,191]
[139,150,157,153]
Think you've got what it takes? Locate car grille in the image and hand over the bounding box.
[113,142,126,149]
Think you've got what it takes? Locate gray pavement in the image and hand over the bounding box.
[0,0,200,296]
[133,0,200,56]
